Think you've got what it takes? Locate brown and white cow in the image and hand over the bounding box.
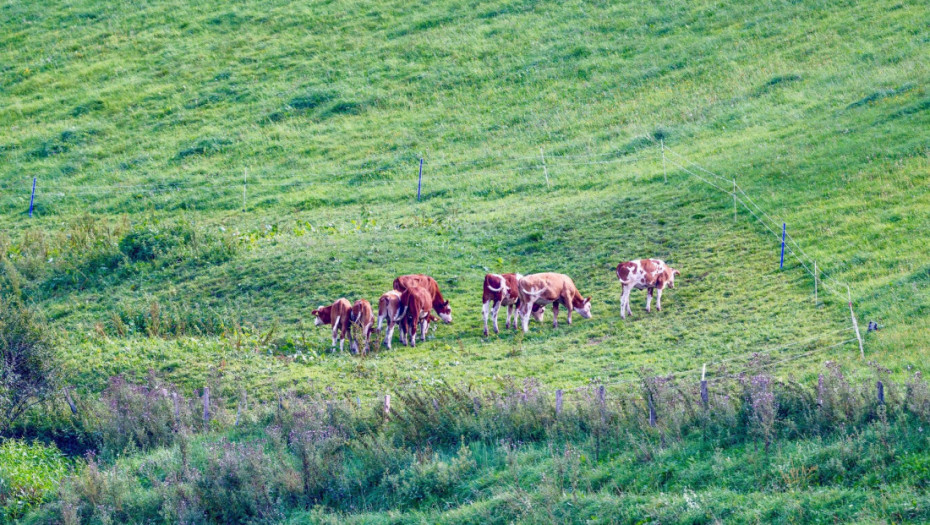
[400,286,433,347]
[517,273,592,333]
[377,290,406,349]
[482,273,545,336]
[348,299,375,354]
[311,298,352,351]
[616,259,680,319]
[394,274,452,324]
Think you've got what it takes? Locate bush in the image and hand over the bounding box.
[0,296,57,435]
[0,439,74,520]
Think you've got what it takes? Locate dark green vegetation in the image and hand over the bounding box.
[1,0,928,521]
[16,367,930,524]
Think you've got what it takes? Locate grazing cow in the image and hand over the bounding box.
[311,298,352,351]
[349,299,375,354]
[400,286,433,347]
[377,290,406,349]
[616,259,680,319]
[517,273,592,333]
[393,274,452,324]
[482,273,545,336]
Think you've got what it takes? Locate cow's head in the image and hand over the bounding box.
[531,303,546,322]
[436,300,452,323]
[662,268,681,289]
[574,297,593,319]
[311,305,331,325]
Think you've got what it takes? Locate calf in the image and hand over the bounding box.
[349,299,374,354]
[377,290,406,349]
[517,273,592,333]
[616,259,680,319]
[394,274,452,324]
[482,273,545,336]
[400,286,433,348]
[311,298,352,351]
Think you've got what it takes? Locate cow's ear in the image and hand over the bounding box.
[673,269,680,277]
[311,309,320,316]
[585,296,591,305]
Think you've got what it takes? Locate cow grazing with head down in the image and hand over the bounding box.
[482,273,545,336]
[349,299,375,354]
[400,286,433,347]
[393,274,452,325]
[377,290,407,349]
[616,259,680,319]
[517,273,592,333]
[312,298,352,351]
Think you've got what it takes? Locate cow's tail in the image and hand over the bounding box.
[486,274,507,293]
[519,285,544,300]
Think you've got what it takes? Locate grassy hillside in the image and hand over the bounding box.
[1,0,929,521]
[2,0,927,399]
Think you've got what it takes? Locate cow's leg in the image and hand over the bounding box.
[482,300,491,337]
[505,304,513,329]
[331,323,339,350]
[567,300,573,325]
[551,302,559,328]
[492,300,502,334]
[410,318,417,348]
[620,286,630,319]
[656,288,663,311]
[646,288,653,313]
[521,300,534,333]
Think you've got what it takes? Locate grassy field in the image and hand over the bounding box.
[1,0,929,521]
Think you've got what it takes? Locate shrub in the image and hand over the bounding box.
[0,439,74,520]
[0,296,57,435]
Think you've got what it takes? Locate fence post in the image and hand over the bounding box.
[416,158,423,201]
[877,381,884,405]
[700,364,708,409]
[780,223,786,269]
[64,388,78,415]
[384,394,391,416]
[540,147,550,189]
[647,392,657,427]
[555,389,563,416]
[814,261,819,306]
[817,374,824,407]
[733,180,737,222]
[242,168,247,211]
[661,139,667,184]
[172,392,180,423]
[202,387,210,429]
[29,177,36,218]
[847,285,864,358]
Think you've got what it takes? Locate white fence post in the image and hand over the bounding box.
[847,285,864,358]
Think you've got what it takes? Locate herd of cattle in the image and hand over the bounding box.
[312,259,680,353]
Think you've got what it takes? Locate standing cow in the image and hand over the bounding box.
[349,299,375,354]
[377,290,406,349]
[311,298,352,351]
[616,259,680,319]
[517,273,592,333]
[482,273,545,336]
[394,274,452,324]
[400,286,434,348]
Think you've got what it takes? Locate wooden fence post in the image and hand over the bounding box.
[780,223,786,269]
[384,394,391,416]
[647,392,657,428]
[661,139,667,184]
[172,392,180,422]
[202,387,210,429]
[877,381,885,405]
[817,374,824,408]
[29,177,36,218]
[555,389,563,416]
[700,364,708,409]
[64,388,78,415]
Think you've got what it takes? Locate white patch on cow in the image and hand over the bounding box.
[439,312,452,323]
